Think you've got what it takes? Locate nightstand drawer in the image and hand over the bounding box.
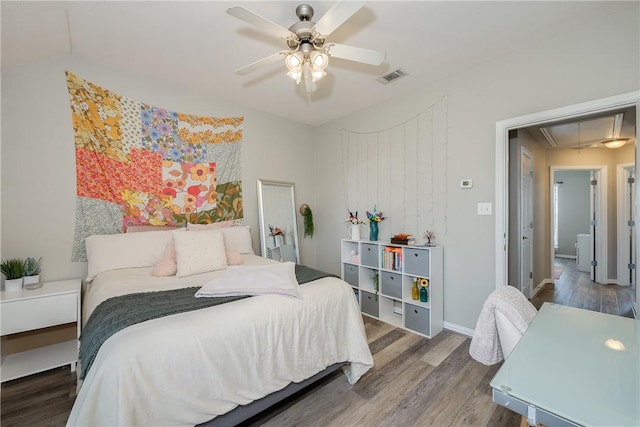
[1,292,78,335]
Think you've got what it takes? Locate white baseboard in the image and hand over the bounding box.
[444,321,474,337]
[532,279,552,297]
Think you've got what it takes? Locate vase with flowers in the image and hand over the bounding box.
[346,210,364,241]
[366,205,386,241]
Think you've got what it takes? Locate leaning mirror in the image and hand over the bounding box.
[257,179,300,264]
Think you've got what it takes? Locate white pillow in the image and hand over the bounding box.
[173,229,228,277]
[222,226,254,255]
[195,262,302,299]
[86,230,174,281]
[186,221,233,231]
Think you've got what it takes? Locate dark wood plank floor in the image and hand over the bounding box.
[2,261,634,426]
[241,318,521,427]
[530,258,635,318]
[1,319,521,427]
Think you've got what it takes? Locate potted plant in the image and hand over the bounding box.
[1,258,25,292]
[23,257,42,288]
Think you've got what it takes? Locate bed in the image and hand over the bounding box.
[66,227,373,426]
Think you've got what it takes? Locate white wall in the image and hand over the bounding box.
[1,55,315,281]
[313,3,639,331]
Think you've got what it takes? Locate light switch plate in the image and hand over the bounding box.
[477,202,492,215]
[460,179,473,189]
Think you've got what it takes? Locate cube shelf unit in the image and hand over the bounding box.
[341,239,443,338]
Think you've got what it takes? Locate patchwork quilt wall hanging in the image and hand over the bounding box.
[66,71,244,261]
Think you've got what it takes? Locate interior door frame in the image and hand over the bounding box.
[495,91,640,316]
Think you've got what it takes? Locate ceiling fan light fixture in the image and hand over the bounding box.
[601,138,629,149]
[310,50,329,71]
[311,69,326,82]
[228,3,387,95]
[302,62,318,93]
[285,52,304,72]
[287,70,302,83]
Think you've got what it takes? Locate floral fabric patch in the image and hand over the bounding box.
[66,71,244,261]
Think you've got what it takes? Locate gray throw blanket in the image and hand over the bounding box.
[79,264,337,379]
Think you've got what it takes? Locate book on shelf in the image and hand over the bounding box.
[382,246,402,271]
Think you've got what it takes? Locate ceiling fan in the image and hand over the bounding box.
[226,1,386,93]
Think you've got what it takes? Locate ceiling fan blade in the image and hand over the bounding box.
[313,1,365,37]
[325,43,386,66]
[235,51,287,76]
[226,5,295,40]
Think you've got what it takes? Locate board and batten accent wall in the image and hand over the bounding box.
[340,99,448,245]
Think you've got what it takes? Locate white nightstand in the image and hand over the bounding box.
[0,279,81,383]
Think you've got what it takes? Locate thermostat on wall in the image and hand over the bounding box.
[460,179,473,189]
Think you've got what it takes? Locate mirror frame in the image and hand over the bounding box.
[257,179,301,264]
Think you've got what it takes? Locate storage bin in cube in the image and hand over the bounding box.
[404,303,430,335]
[404,248,430,276]
[343,264,359,287]
[360,291,379,317]
[380,271,402,299]
[361,243,378,267]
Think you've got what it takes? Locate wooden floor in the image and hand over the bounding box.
[0,320,521,427]
[241,319,521,427]
[1,260,635,426]
[530,258,636,318]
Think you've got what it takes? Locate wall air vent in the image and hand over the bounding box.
[377,68,408,84]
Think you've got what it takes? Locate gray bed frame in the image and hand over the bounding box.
[199,363,344,427]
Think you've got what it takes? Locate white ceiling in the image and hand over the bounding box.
[1,1,636,126]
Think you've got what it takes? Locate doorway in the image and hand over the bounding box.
[551,167,606,284]
[495,91,640,318]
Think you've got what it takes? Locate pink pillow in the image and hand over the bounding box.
[151,239,178,277]
[226,249,244,266]
[186,221,233,231]
[151,233,243,277]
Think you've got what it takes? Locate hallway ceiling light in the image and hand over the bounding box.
[601,138,629,149]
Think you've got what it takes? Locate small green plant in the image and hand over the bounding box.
[24,257,42,276]
[301,205,314,238]
[1,258,25,280]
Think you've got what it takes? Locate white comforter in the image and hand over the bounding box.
[68,255,373,426]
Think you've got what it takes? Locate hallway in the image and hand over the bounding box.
[530,258,635,318]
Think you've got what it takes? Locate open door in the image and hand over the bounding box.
[618,164,636,287]
[520,148,534,298]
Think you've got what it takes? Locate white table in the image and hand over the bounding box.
[1,279,81,382]
[490,303,639,426]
